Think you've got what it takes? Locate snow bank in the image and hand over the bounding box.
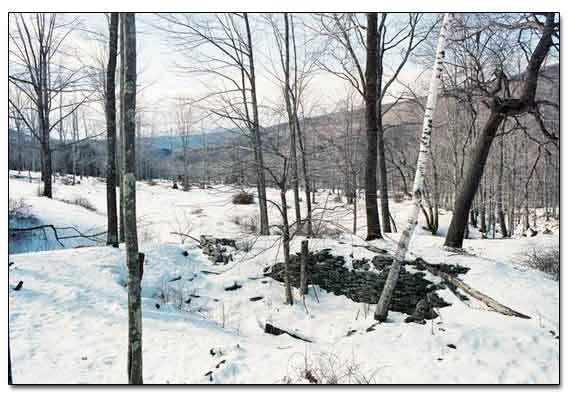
[8,173,559,383]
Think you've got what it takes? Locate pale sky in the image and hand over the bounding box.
[71,13,427,135]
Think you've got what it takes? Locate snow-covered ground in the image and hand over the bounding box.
[8,172,559,384]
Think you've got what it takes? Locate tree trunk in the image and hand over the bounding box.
[376,34,391,233]
[543,153,549,221]
[497,134,508,238]
[445,112,503,247]
[183,142,189,191]
[106,13,119,247]
[290,14,312,235]
[523,136,530,231]
[374,13,452,322]
[556,167,559,219]
[118,17,126,244]
[38,41,53,198]
[299,239,309,296]
[244,13,269,236]
[280,189,294,305]
[18,121,24,174]
[353,173,358,235]
[8,332,13,384]
[121,13,142,385]
[378,116,392,232]
[418,258,530,319]
[73,110,79,183]
[508,137,517,237]
[40,139,52,198]
[297,118,313,236]
[445,12,555,247]
[364,13,382,241]
[283,13,302,232]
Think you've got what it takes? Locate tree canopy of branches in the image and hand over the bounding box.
[314,13,434,238]
[9,13,96,198]
[444,13,559,248]
[156,13,270,235]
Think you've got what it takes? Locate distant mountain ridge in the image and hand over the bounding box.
[145,128,238,150]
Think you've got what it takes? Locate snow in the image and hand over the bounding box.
[8,172,559,384]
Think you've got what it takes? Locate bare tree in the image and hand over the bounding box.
[106,13,119,247]
[315,13,431,236]
[265,124,295,305]
[120,13,143,385]
[9,13,95,198]
[376,13,435,233]
[364,13,382,240]
[71,107,80,182]
[9,87,26,174]
[374,13,453,322]
[156,13,270,235]
[445,13,559,248]
[265,13,318,235]
[282,13,302,231]
[322,89,363,234]
[118,16,127,243]
[175,99,195,191]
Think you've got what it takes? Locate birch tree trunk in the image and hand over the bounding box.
[121,13,142,385]
[106,13,119,247]
[374,13,452,322]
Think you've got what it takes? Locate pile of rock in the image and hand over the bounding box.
[200,235,237,264]
[263,249,469,323]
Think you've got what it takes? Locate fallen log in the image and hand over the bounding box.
[264,323,313,343]
[170,232,201,245]
[201,270,220,275]
[9,225,107,247]
[415,258,531,319]
[354,244,389,254]
[9,224,64,247]
[13,281,23,291]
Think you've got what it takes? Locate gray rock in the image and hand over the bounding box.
[264,249,461,320]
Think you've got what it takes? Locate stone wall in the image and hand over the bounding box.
[264,249,469,323]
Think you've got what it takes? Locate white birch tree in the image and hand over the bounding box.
[374,13,453,322]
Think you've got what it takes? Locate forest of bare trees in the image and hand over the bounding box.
[8,12,559,384]
[9,13,559,243]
